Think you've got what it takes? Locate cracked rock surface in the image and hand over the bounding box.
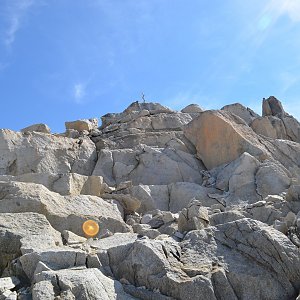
[1,97,300,299]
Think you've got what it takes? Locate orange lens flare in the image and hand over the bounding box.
[82,220,99,237]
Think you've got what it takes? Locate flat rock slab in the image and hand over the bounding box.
[33,268,135,300]
[0,180,130,237]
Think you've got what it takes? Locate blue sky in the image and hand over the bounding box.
[1,0,300,133]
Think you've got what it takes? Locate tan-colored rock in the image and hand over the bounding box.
[251,116,287,139]
[262,96,285,117]
[181,104,203,113]
[261,96,300,142]
[251,117,275,138]
[282,115,300,143]
[21,123,51,134]
[184,110,268,169]
[102,193,141,213]
[65,118,98,132]
[222,103,259,125]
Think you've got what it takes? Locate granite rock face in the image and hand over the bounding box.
[259,96,300,142]
[184,110,268,169]
[0,130,97,176]
[1,96,300,300]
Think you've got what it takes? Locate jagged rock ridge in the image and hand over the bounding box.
[1,96,300,299]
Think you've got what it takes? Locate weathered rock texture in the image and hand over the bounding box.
[1,96,300,300]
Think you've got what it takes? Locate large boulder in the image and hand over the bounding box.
[65,118,98,132]
[19,247,87,280]
[262,96,285,117]
[181,218,300,299]
[221,103,259,125]
[181,104,203,119]
[89,233,138,276]
[0,181,130,236]
[255,161,291,198]
[33,268,135,300]
[212,152,292,205]
[107,238,217,299]
[213,152,261,203]
[262,96,300,142]
[0,212,61,275]
[282,115,300,143]
[0,130,97,176]
[21,123,51,134]
[258,138,300,178]
[184,110,268,169]
[181,104,203,114]
[250,116,287,139]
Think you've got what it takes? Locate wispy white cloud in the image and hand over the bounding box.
[267,0,300,22]
[254,0,300,35]
[73,83,86,104]
[202,0,300,101]
[4,0,35,48]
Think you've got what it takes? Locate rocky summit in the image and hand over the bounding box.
[1,96,300,300]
